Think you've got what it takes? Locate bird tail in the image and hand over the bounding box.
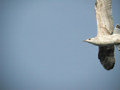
[113,24,120,51]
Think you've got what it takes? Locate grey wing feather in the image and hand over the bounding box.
[95,0,113,36]
[98,46,115,70]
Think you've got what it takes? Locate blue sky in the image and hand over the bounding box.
[1,0,120,90]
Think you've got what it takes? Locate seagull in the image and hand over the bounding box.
[84,0,120,70]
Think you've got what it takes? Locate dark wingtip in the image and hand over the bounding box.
[103,63,115,70]
[98,46,115,70]
[116,24,120,29]
[95,2,97,7]
[95,2,97,6]
[100,57,115,70]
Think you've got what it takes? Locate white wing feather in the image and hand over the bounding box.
[95,0,113,36]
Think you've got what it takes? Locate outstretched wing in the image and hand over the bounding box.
[95,0,113,36]
[98,46,115,70]
[95,0,115,70]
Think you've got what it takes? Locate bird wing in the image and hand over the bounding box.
[95,0,113,36]
[98,46,115,70]
[95,0,115,70]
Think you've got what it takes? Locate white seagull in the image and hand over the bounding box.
[84,0,120,70]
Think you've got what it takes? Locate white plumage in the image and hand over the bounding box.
[84,0,120,70]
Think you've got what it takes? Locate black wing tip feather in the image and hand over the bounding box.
[98,46,115,70]
[100,57,115,70]
[95,2,97,7]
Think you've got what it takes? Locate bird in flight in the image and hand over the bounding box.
[84,0,120,70]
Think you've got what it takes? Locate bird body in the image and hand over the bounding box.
[84,0,120,70]
[86,34,120,46]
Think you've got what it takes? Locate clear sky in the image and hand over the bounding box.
[1,0,120,90]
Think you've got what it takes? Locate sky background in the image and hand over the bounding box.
[0,0,120,90]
